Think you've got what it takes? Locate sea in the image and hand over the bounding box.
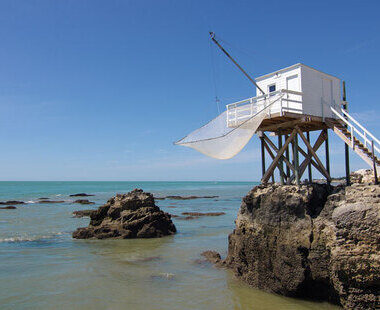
[0,181,339,310]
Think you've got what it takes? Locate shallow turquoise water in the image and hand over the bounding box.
[0,182,339,309]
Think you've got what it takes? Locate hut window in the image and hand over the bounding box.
[269,84,276,93]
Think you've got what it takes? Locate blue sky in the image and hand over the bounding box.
[0,0,379,181]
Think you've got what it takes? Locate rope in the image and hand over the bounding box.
[217,36,258,61]
[209,38,221,114]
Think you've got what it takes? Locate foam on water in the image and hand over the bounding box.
[0,232,64,243]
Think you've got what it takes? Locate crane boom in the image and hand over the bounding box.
[209,32,265,95]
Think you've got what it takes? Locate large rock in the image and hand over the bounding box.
[73,189,176,239]
[224,182,379,309]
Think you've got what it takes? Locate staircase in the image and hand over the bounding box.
[325,104,380,169]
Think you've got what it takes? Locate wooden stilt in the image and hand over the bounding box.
[285,134,291,179]
[260,136,265,178]
[278,133,284,185]
[262,138,287,182]
[343,81,350,186]
[296,130,327,180]
[372,140,378,185]
[324,129,330,183]
[306,131,312,183]
[293,133,300,186]
[296,128,331,182]
[262,134,296,178]
[261,129,297,184]
[296,144,326,178]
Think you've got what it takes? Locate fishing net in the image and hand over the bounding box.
[175,93,284,159]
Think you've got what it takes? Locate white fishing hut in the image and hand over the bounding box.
[255,63,341,119]
[226,63,342,128]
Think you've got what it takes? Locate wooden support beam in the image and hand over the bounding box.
[261,129,297,184]
[260,136,265,178]
[297,145,326,178]
[259,119,305,132]
[296,130,326,180]
[306,131,312,183]
[262,138,287,182]
[296,128,331,181]
[372,140,378,185]
[292,133,300,186]
[262,133,296,175]
[324,129,330,183]
[278,134,284,185]
[342,81,350,186]
[285,134,291,179]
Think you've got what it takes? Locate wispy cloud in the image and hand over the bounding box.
[350,109,379,125]
[343,38,377,54]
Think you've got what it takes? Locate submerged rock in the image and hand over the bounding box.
[38,200,65,203]
[176,215,199,220]
[69,193,94,197]
[0,200,24,205]
[150,272,175,281]
[0,206,17,209]
[72,189,176,239]
[224,182,380,309]
[181,212,225,217]
[165,195,219,200]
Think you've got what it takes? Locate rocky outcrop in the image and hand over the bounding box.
[72,189,176,239]
[350,168,377,185]
[70,193,94,197]
[73,199,95,204]
[201,250,223,266]
[224,182,379,309]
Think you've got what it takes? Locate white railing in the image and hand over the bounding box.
[226,89,303,127]
[330,104,380,157]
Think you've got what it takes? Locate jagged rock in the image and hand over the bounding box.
[201,251,223,265]
[73,199,95,205]
[224,181,380,309]
[328,184,380,309]
[72,189,176,239]
[350,169,377,185]
[72,210,95,218]
[0,206,16,209]
[69,193,94,197]
[0,200,24,205]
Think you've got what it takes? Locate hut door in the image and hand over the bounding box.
[286,75,301,112]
